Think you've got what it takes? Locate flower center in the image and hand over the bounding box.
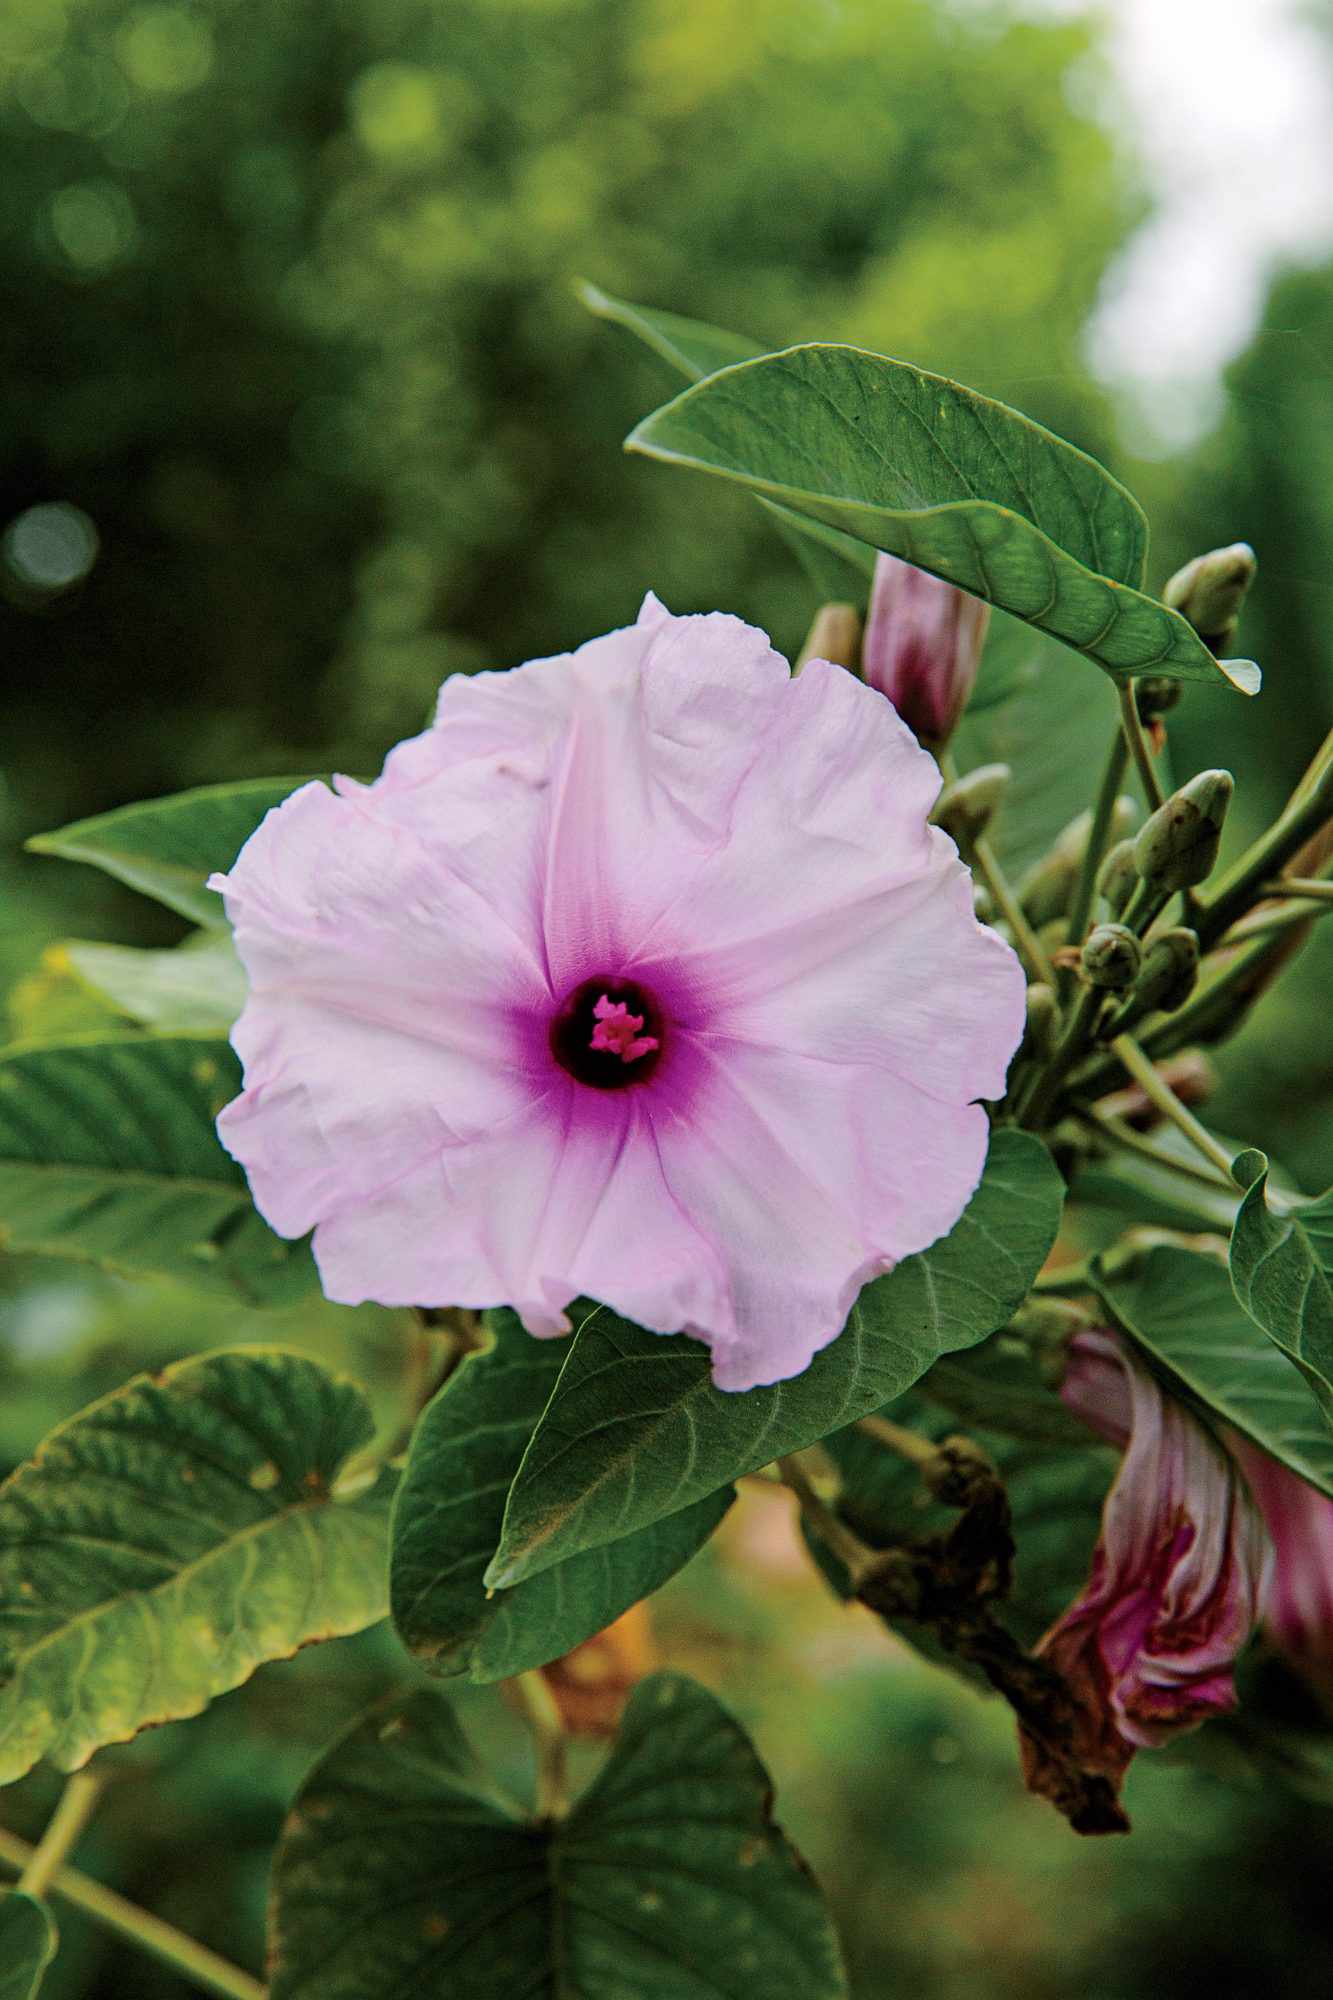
[549,975,664,1090]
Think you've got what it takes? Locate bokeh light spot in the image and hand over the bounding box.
[2,503,100,595]
[116,6,214,94]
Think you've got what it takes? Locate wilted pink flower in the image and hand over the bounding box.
[211,594,1024,1392]
[861,552,991,746]
[1229,1439,1333,1679]
[1022,1328,1269,1807]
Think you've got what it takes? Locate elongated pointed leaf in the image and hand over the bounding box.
[0,1349,393,1785]
[1096,1243,1333,1496]
[0,1033,315,1303]
[583,282,874,601]
[628,346,1259,693]
[269,1674,847,2000]
[0,1895,57,2000]
[64,934,247,1034]
[1230,1151,1333,1427]
[27,777,315,926]
[391,1315,732,1682]
[486,1130,1063,1589]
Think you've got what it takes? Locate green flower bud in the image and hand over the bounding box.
[1164,542,1257,654]
[1081,922,1141,990]
[1134,926,1200,1015]
[1135,676,1183,720]
[1023,981,1059,1059]
[1019,798,1137,925]
[795,601,861,674]
[931,762,1010,848]
[1132,770,1233,892]
[1097,838,1138,918]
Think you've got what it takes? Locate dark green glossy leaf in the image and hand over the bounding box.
[486,1131,1063,1588]
[0,1033,315,1303]
[0,1894,57,2000]
[391,1315,732,1682]
[1096,1243,1333,1496]
[27,776,315,927]
[269,1674,847,2000]
[1230,1151,1333,1426]
[0,1348,393,1785]
[628,346,1259,693]
[583,282,874,602]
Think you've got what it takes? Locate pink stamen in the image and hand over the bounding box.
[590,994,659,1065]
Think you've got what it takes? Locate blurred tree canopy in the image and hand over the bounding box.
[0,0,1135,849]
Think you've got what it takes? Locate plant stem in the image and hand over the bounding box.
[1118,681,1165,812]
[1018,982,1103,1127]
[856,1413,940,1468]
[970,835,1056,988]
[1265,876,1333,902]
[513,1670,569,1821]
[19,1772,102,1902]
[776,1454,872,1580]
[1194,732,1333,945]
[1065,724,1130,954]
[1108,1034,1241,1185]
[0,1822,263,2000]
[1074,1104,1237,1192]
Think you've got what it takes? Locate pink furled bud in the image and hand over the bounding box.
[1020,1329,1269,1811]
[1229,1438,1333,1681]
[861,552,990,747]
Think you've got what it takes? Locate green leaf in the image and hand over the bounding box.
[27,777,315,927]
[269,1673,847,2000]
[1095,1243,1333,1496]
[0,1032,315,1303]
[0,1348,393,1786]
[487,1130,1063,1588]
[583,282,874,602]
[390,1314,732,1682]
[1230,1152,1333,1426]
[0,1894,57,2000]
[63,934,247,1035]
[920,1338,1093,1448]
[628,346,1260,694]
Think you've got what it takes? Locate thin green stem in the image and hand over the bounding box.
[1065,724,1130,954]
[972,834,1056,988]
[1265,876,1333,902]
[1019,983,1103,1128]
[856,1413,940,1468]
[1195,734,1333,945]
[513,1670,569,1821]
[1108,1034,1241,1185]
[1118,681,1165,812]
[0,1822,264,2000]
[1075,1104,1236,1193]
[777,1454,873,1581]
[18,1773,101,1902]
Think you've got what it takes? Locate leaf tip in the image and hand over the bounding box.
[1219,656,1262,696]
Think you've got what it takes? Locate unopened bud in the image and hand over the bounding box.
[1081,922,1141,991]
[795,601,861,674]
[1020,799,1138,926]
[1023,981,1059,1059]
[1133,770,1233,892]
[1164,542,1257,654]
[932,763,1009,848]
[861,551,989,747]
[1133,926,1199,1015]
[1135,676,1183,721]
[1097,838,1138,918]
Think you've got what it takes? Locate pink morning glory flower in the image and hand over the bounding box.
[1021,1328,1269,1810]
[861,552,991,747]
[211,594,1024,1391]
[1228,1438,1333,1683]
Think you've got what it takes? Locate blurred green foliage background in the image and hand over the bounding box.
[3,0,1333,1994]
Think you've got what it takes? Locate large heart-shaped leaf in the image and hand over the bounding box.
[0,1895,57,2000]
[391,1314,732,1682]
[27,777,315,926]
[0,1033,315,1302]
[0,1349,393,1785]
[584,282,874,603]
[1095,1244,1333,1496]
[486,1130,1063,1588]
[269,1674,847,2000]
[628,346,1259,693]
[1230,1151,1333,1427]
